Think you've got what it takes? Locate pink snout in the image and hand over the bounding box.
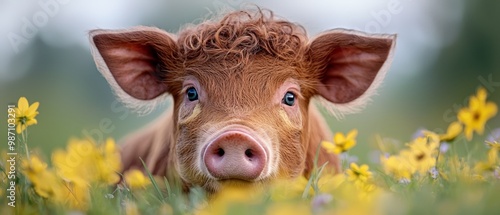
[203,131,267,181]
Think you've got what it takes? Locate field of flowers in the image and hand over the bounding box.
[1,87,499,215]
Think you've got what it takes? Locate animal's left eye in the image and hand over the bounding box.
[186,87,199,101]
[282,91,296,106]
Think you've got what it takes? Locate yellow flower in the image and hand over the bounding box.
[474,148,498,174]
[381,153,415,181]
[346,163,372,184]
[322,129,358,154]
[448,156,478,183]
[198,183,264,215]
[61,181,90,210]
[439,121,463,142]
[52,138,121,186]
[14,97,39,134]
[266,202,311,215]
[317,173,347,194]
[407,137,438,174]
[22,155,47,174]
[355,182,380,202]
[21,156,57,198]
[99,138,122,184]
[124,169,151,189]
[124,200,140,215]
[270,176,309,200]
[458,87,497,140]
[281,174,347,199]
[21,155,88,209]
[486,141,500,151]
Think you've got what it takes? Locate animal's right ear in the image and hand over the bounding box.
[307,29,396,116]
[89,26,179,113]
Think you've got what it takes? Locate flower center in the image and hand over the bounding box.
[20,116,27,125]
[416,153,426,161]
[473,112,480,121]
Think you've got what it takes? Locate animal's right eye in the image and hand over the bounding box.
[186,87,198,101]
[282,91,296,106]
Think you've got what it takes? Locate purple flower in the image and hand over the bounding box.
[487,128,500,142]
[311,194,333,212]
[440,142,450,154]
[429,167,439,179]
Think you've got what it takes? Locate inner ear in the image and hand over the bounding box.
[89,27,179,101]
[93,35,166,100]
[309,29,396,104]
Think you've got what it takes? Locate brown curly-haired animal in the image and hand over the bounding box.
[89,8,396,193]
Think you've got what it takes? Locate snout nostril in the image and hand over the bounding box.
[245,149,254,158]
[216,148,225,157]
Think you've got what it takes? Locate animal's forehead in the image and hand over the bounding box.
[185,56,301,89]
[182,57,302,110]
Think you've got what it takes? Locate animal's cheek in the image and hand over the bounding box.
[174,134,204,182]
[277,137,305,178]
[272,113,304,178]
[178,103,201,125]
[278,108,303,131]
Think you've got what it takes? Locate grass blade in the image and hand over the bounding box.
[163,176,172,199]
[140,157,165,202]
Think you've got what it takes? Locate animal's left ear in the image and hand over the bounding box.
[308,29,396,105]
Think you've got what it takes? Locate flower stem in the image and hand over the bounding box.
[464,140,470,155]
[435,141,442,171]
[22,127,30,160]
[341,152,349,170]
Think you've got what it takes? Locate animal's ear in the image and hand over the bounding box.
[89,26,179,113]
[308,29,396,113]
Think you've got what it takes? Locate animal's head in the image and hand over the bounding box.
[89,9,395,192]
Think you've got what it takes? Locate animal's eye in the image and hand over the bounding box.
[186,87,198,101]
[282,91,296,106]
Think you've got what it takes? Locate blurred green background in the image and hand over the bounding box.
[0,0,498,163]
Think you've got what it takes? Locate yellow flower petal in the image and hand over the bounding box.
[26,102,40,117]
[321,141,336,153]
[439,121,463,142]
[105,138,117,154]
[457,89,497,141]
[346,129,358,140]
[458,109,472,123]
[334,132,345,145]
[16,124,23,134]
[124,169,151,189]
[26,119,37,126]
[17,97,29,111]
[477,87,487,101]
[485,102,498,117]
